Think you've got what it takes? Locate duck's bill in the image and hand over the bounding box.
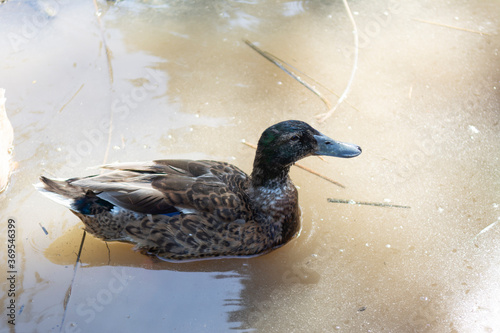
[313,134,362,158]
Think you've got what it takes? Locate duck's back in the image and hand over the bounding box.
[38,160,296,260]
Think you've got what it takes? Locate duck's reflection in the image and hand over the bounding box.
[45,224,320,330]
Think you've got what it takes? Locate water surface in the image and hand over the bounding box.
[0,0,499,332]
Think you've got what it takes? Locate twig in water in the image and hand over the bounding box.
[473,219,499,240]
[61,3,115,331]
[316,0,359,123]
[39,222,49,235]
[105,242,111,265]
[92,0,115,166]
[93,0,114,83]
[241,141,257,149]
[242,141,345,188]
[413,18,492,36]
[317,0,359,123]
[59,230,86,333]
[245,39,361,113]
[244,39,332,109]
[295,164,345,188]
[328,198,411,209]
[102,118,114,166]
[59,84,84,113]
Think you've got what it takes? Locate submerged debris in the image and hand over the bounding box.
[244,39,333,110]
[328,198,411,209]
[473,219,499,240]
[413,18,492,36]
[244,0,361,124]
[39,222,49,235]
[59,83,85,113]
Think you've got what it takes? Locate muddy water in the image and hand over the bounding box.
[0,0,499,332]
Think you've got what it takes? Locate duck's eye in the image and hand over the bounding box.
[290,135,300,142]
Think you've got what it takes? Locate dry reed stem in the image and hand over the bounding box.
[473,220,499,240]
[327,198,411,209]
[244,39,361,115]
[60,2,115,331]
[58,83,85,113]
[244,39,333,109]
[92,0,114,167]
[316,0,359,123]
[413,18,492,36]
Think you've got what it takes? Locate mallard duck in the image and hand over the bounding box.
[37,120,361,261]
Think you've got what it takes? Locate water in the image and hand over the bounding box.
[0,0,499,332]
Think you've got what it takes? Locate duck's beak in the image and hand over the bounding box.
[313,134,362,158]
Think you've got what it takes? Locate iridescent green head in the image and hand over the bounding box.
[252,120,361,186]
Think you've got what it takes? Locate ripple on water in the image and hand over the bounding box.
[27,223,57,255]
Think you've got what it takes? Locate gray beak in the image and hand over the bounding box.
[313,134,362,158]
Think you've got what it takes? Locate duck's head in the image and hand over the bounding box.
[251,120,361,186]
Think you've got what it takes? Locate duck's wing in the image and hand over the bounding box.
[101,159,218,175]
[70,160,249,220]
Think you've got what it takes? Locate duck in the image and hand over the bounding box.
[37,120,361,261]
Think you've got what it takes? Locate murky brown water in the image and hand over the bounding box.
[1,0,499,332]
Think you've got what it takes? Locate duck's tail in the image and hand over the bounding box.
[36,176,86,209]
[35,176,114,215]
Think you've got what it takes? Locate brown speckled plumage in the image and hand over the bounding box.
[37,120,361,261]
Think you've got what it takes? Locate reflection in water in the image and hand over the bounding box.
[1,0,499,332]
[45,221,321,330]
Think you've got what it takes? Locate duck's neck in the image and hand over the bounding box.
[250,157,291,189]
[249,152,296,210]
[249,157,299,247]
